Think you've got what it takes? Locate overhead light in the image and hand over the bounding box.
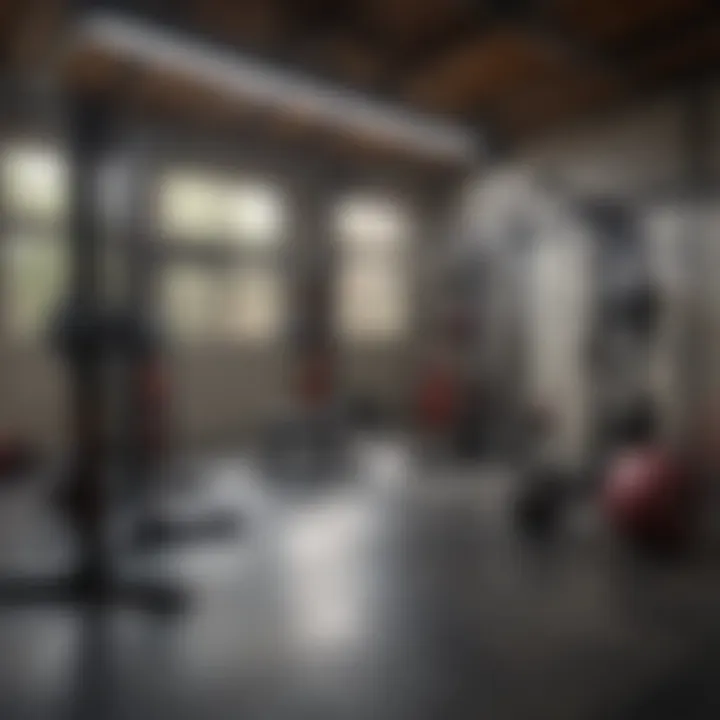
[72,12,479,164]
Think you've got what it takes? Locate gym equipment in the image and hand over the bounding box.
[583,203,654,459]
[347,396,385,433]
[583,201,704,550]
[438,243,494,461]
[465,183,711,548]
[603,282,661,339]
[451,380,488,460]
[108,216,241,551]
[511,400,572,539]
[417,356,457,435]
[513,465,570,540]
[507,197,667,539]
[0,436,38,483]
[412,349,461,468]
[603,446,698,550]
[0,96,185,613]
[261,393,350,483]
[261,260,351,479]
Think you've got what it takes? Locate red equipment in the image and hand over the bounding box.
[603,446,697,548]
[417,362,458,433]
[0,436,36,481]
[137,360,169,457]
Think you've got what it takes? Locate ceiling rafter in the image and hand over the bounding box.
[612,0,720,68]
[461,0,720,143]
[13,0,720,149]
[394,0,622,98]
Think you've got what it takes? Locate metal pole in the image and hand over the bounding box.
[679,81,713,454]
[66,91,110,579]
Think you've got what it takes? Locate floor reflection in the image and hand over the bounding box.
[284,490,374,658]
[3,447,720,719]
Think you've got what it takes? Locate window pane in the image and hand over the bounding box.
[337,258,408,340]
[335,196,409,248]
[163,267,219,340]
[225,182,284,247]
[158,172,225,241]
[5,235,66,339]
[334,195,410,341]
[224,267,283,342]
[2,144,67,220]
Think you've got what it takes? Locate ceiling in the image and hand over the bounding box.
[3,0,720,164]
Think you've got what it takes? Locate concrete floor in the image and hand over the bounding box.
[1,441,720,720]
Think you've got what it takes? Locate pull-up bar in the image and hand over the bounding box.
[71,11,480,164]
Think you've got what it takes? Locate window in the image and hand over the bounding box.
[222,180,285,343]
[222,266,284,341]
[158,173,286,246]
[158,169,286,343]
[339,258,407,339]
[157,172,226,242]
[335,196,410,341]
[336,197,409,247]
[2,144,67,222]
[1,143,67,341]
[225,181,285,247]
[163,264,285,344]
[163,266,219,340]
[5,235,66,338]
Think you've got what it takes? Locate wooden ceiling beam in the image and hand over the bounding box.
[374,3,492,95]
[613,1,720,68]
[516,3,624,76]
[72,12,481,162]
[396,0,622,96]
[75,0,346,92]
[276,0,394,89]
[0,1,26,66]
[460,0,720,142]
[481,37,720,145]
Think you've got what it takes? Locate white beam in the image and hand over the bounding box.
[72,12,480,164]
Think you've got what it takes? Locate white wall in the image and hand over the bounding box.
[0,137,440,453]
[0,349,68,451]
[465,87,720,463]
[527,216,593,465]
[518,98,684,196]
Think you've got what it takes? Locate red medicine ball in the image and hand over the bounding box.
[603,446,695,546]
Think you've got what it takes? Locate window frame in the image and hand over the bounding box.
[0,138,69,346]
[155,164,288,347]
[334,193,413,344]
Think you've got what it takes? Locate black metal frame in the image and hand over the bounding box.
[0,93,187,613]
